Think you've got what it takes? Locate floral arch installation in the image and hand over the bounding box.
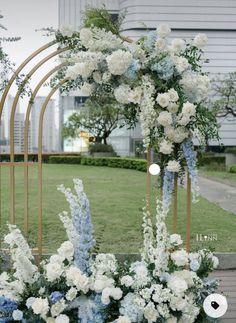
[0,40,71,258]
[0,39,196,259]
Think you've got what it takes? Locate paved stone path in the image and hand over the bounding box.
[210,270,236,322]
[199,176,236,215]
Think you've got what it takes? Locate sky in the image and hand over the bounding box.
[0,0,58,98]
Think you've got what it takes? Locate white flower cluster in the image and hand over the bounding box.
[106,50,132,75]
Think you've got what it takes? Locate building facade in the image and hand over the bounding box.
[59,0,236,155]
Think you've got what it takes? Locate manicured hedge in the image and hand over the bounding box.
[81,157,147,172]
[49,155,147,172]
[0,153,81,163]
[229,165,236,173]
[49,156,81,164]
[198,154,225,166]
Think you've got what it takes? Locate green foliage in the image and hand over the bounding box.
[229,164,236,173]
[81,157,147,172]
[0,153,80,163]
[49,155,81,164]
[89,143,115,153]
[197,154,225,167]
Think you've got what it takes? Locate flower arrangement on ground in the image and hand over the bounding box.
[0,179,219,322]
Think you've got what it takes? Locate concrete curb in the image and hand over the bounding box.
[199,174,236,189]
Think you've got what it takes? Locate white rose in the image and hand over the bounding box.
[168,88,179,102]
[156,93,170,108]
[143,302,159,322]
[55,314,70,323]
[93,276,114,293]
[212,256,219,269]
[171,249,189,267]
[167,102,179,113]
[165,127,175,141]
[167,160,181,173]
[155,38,167,51]
[170,234,183,246]
[157,23,171,38]
[93,71,102,84]
[157,111,172,127]
[101,287,111,305]
[116,316,131,323]
[66,287,77,301]
[80,28,93,46]
[120,275,134,287]
[57,241,74,261]
[49,254,64,264]
[193,33,208,48]
[173,127,188,143]
[45,262,63,282]
[31,298,49,317]
[159,140,173,155]
[167,316,177,323]
[178,115,191,126]
[66,266,89,293]
[170,38,186,53]
[167,275,188,294]
[182,102,196,116]
[46,318,55,323]
[60,25,74,37]
[12,309,23,321]
[26,297,36,309]
[106,50,132,75]
[51,299,66,317]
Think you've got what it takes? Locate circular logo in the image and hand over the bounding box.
[203,293,228,318]
[149,163,160,175]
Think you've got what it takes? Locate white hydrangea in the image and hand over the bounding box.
[167,160,181,172]
[171,249,189,267]
[45,262,63,282]
[79,28,93,46]
[31,298,49,318]
[66,266,89,293]
[143,302,159,322]
[51,299,66,317]
[157,111,172,127]
[101,287,123,305]
[155,38,167,51]
[60,25,74,37]
[174,57,189,73]
[182,102,196,116]
[93,275,114,293]
[66,287,77,301]
[156,93,170,108]
[170,295,187,311]
[120,275,134,287]
[180,72,210,103]
[55,314,70,323]
[93,71,102,84]
[212,255,219,269]
[170,38,186,54]
[106,50,132,75]
[170,234,183,246]
[167,317,177,323]
[193,33,208,48]
[116,316,131,323]
[157,23,171,38]
[167,275,188,295]
[114,84,131,104]
[92,253,117,275]
[159,139,173,155]
[80,82,93,96]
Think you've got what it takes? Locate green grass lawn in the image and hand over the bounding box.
[0,164,236,253]
[200,167,236,186]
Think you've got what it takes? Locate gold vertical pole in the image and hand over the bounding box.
[146,147,151,213]
[172,173,178,233]
[37,78,69,259]
[186,171,192,252]
[23,63,67,235]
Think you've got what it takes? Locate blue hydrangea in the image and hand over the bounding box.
[49,291,64,303]
[125,59,140,79]
[0,297,17,314]
[151,57,174,80]
[78,294,107,323]
[181,139,199,202]
[163,169,174,209]
[119,293,143,322]
[144,31,157,49]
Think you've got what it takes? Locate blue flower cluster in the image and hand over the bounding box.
[151,57,175,80]
[163,169,174,209]
[125,59,140,79]
[181,139,199,202]
[78,294,107,323]
[73,195,96,274]
[0,297,17,323]
[144,31,157,49]
[49,291,64,303]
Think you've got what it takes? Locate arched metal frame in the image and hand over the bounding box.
[0,41,192,258]
[0,42,70,258]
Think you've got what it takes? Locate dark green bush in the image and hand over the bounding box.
[81,157,147,172]
[225,147,236,155]
[89,143,115,153]
[0,153,81,163]
[197,154,225,166]
[49,156,81,164]
[229,165,236,173]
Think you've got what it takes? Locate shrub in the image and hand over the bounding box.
[225,147,236,155]
[81,157,147,172]
[197,154,225,166]
[89,143,115,153]
[229,164,236,173]
[0,153,81,163]
[49,156,81,164]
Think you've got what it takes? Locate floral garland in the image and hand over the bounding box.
[0,179,219,322]
[51,18,218,208]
